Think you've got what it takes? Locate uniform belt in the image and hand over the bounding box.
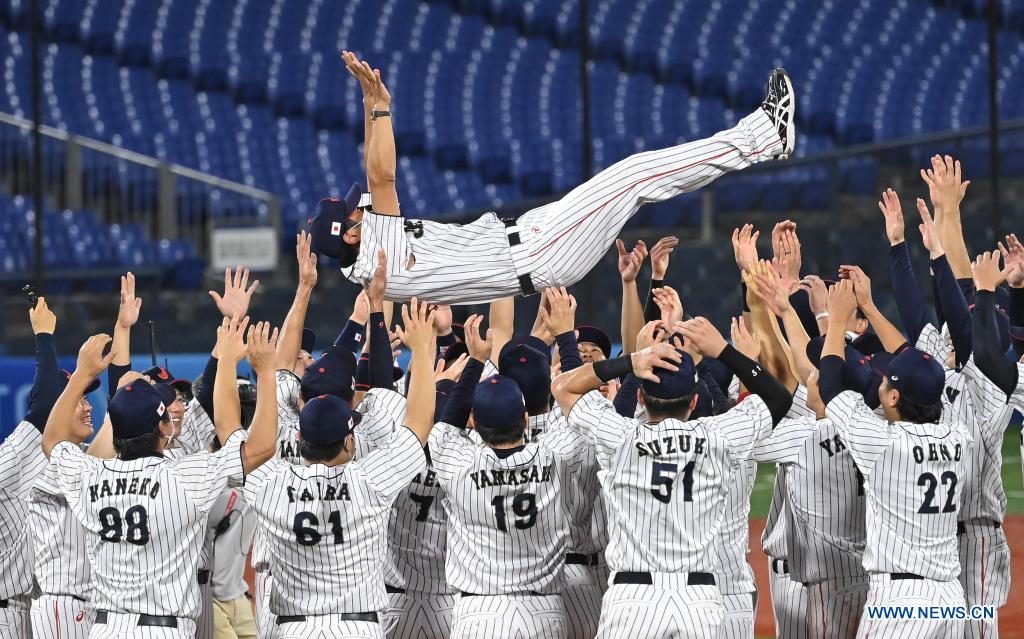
[890,573,925,580]
[503,217,522,247]
[95,611,178,628]
[612,571,715,586]
[197,569,210,585]
[461,591,546,597]
[0,600,7,609]
[957,520,1001,535]
[276,612,378,624]
[771,559,789,575]
[565,552,600,566]
[385,585,406,594]
[517,274,538,296]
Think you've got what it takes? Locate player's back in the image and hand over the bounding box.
[385,458,450,593]
[784,418,866,584]
[707,460,756,593]
[29,465,92,599]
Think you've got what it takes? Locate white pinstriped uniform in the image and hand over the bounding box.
[917,326,1014,639]
[29,460,94,639]
[244,426,427,639]
[344,109,783,304]
[825,391,973,639]
[567,391,776,638]
[0,421,48,638]
[707,458,757,639]
[47,429,248,638]
[427,418,589,639]
[762,386,816,639]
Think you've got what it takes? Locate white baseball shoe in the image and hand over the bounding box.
[761,67,796,159]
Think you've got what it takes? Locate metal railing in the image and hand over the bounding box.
[0,110,281,272]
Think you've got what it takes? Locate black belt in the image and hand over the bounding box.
[197,570,210,585]
[501,219,539,296]
[771,559,789,575]
[461,591,546,597]
[566,552,600,566]
[277,612,379,624]
[385,585,406,594]
[503,217,522,247]
[95,611,178,628]
[0,600,7,609]
[612,571,715,586]
[957,520,1001,535]
[890,573,925,580]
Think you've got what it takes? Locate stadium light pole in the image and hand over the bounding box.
[987,0,1002,239]
[30,0,45,294]
[580,0,593,181]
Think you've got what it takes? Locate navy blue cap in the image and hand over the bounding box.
[576,325,612,358]
[442,341,469,365]
[873,346,945,405]
[57,369,101,395]
[472,375,526,428]
[301,346,357,401]
[849,331,884,356]
[299,394,359,445]
[806,337,881,397]
[690,380,713,418]
[301,328,317,355]
[498,344,551,413]
[108,383,170,439]
[142,365,173,383]
[306,184,362,260]
[641,351,698,400]
[499,335,551,363]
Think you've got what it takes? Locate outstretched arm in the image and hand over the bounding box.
[275,231,318,371]
[239,322,280,474]
[644,236,678,322]
[918,198,972,366]
[922,154,972,279]
[880,188,931,343]
[109,273,141,397]
[840,264,908,354]
[617,239,647,354]
[24,298,61,433]
[552,343,684,416]
[488,297,514,364]
[343,51,374,174]
[347,54,399,217]
[43,335,113,459]
[744,263,799,392]
[395,299,438,444]
[971,252,1017,396]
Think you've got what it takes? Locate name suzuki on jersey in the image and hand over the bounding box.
[469,464,553,489]
[88,477,161,503]
[635,434,707,458]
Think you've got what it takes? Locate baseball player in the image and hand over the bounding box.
[0,298,65,638]
[310,53,794,305]
[551,317,793,638]
[39,317,280,638]
[820,280,972,638]
[243,297,438,639]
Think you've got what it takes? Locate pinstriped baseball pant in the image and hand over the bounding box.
[382,590,455,639]
[0,595,30,639]
[254,571,275,639]
[30,594,92,639]
[768,562,807,639]
[719,591,756,639]
[855,575,965,639]
[805,576,868,639]
[450,593,565,639]
[959,523,1010,639]
[87,612,196,638]
[596,584,724,639]
[273,616,384,639]
[561,564,603,639]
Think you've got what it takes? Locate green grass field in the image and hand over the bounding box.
[749,425,1024,518]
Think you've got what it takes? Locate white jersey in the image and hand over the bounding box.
[567,390,774,574]
[917,325,1014,522]
[706,460,756,594]
[244,426,426,616]
[209,487,256,602]
[48,430,247,619]
[825,391,973,580]
[30,461,92,599]
[428,420,587,594]
[0,421,48,599]
[177,397,217,456]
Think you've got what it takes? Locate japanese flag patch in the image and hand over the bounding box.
[330,221,343,236]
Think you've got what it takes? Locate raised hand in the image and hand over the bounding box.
[730,316,761,361]
[629,342,683,383]
[771,220,797,257]
[826,279,858,325]
[920,154,969,215]
[752,262,794,316]
[29,296,57,335]
[799,275,828,315]
[542,287,577,336]
[350,291,371,325]
[616,239,648,283]
[461,314,492,362]
[396,298,437,354]
[972,251,1011,293]
[75,334,116,379]
[676,317,728,358]
[342,50,374,101]
[731,224,759,272]
[915,198,944,258]
[998,234,1024,289]
[878,188,905,246]
[245,322,280,375]
[838,264,873,310]
[775,227,801,285]
[652,286,684,325]
[389,330,402,360]
[367,249,388,308]
[435,353,470,382]
[216,315,250,364]
[433,304,454,335]
[650,236,679,280]
[635,320,664,352]
[296,231,318,290]
[209,266,259,319]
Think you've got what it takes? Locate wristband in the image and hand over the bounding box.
[371,110,391,121]
[814,311,830,320]
[593,355,634,383]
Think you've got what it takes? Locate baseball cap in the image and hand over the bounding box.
[576,325,612,358]
[499,335,551,364]
[472,375,526,429]
[849,331,884,357]
[498,344,551,413]
[873,346,945,405]
[57,369,101,395]
[300,346,357,401]
[805,337,881,398]
[354,353,405,392]
[108,382,174,439]
[301,328,317,355]
[141,365,191,395]
[306,184,363,260]
[641,351,698,400]
[299,395,360,445]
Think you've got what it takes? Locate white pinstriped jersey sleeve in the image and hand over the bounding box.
[176,397,216,454]
[428,423,479,482]
[824,391,890,473]
[788,385,817,419]
[358,427,429,501]
[702,394,775,462]
[276,370,301,422]
[565,391,630,468]
[752,417,817,465]
[347,213,412,287]
[915,323,952,363]
[537,414,604,555]
[354,388,407,455]
[0,421,47,599]
[167,429,247,514]
[30,461,92,599]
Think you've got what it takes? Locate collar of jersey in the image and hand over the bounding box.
[892,421,954,438]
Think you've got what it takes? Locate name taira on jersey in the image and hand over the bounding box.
[287,482,351,504]
[88,477,161,503]
[912,442,964,464]
[635,434,707,458]
[469,464,553,490]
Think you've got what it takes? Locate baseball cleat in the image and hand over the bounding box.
[761,67,796,159]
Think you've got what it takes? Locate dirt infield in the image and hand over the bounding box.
[750,516,1024,638]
